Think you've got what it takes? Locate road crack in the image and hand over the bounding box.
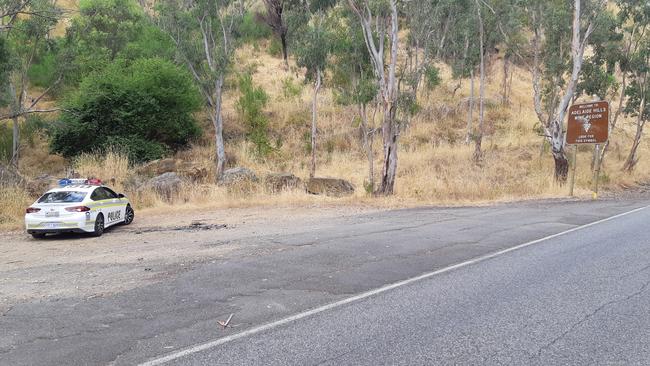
[532,279,650,359]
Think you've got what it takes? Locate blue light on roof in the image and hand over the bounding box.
[58,178,72,187]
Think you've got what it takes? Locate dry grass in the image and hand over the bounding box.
[0,187,32,231]
[2,44,650,232]
[73,148,130,191]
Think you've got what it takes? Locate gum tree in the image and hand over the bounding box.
[157,0,243,181]
[347,0,400,195]
[529,0,606,182]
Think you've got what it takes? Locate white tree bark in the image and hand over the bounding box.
[310,69,322,179]
[348,0,400,195]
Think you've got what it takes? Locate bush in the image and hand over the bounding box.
[237,12,272,43]
[0,124,11,163]
[237,74,272,157]
[282,77,303,101]
[50,58,202,163]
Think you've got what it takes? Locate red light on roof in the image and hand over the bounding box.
[86,178,102,185]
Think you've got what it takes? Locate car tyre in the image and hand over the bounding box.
[31,233,46,239]
[92,214,105,237]
[123,205,134,225]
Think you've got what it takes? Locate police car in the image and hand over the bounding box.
[25,178,134,238]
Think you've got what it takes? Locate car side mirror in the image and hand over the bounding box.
[118,193,125,198]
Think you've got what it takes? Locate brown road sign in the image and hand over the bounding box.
[566,101,609,144]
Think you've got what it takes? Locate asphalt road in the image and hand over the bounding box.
[165,205,650,366]
[2,198,650,365]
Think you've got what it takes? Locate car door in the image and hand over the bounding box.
[103,187,125,226]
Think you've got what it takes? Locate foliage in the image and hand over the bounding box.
[237,74,272,156]
[63,0,173,86]
[0,124,11,162]
[293,15,331,81]
[0,38,11,108]
[50,58,202,162]
[282,77,303,101]
[238,11,272,42]
[424,65,442,91]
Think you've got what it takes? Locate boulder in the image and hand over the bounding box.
[221,167,258,185]
[137,158,179,176]
[177,161,209,182]
[145,172,183,199]
[265,173,303,193]
[0,164,24,187]
[306,177,355,197]
[25,174,57,196]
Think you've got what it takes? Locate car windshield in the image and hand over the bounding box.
[37,191,87,203]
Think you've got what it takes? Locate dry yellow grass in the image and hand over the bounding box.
[2,42,650,232]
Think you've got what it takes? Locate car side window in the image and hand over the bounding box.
[103,188,118,199]
[90,188,102,201]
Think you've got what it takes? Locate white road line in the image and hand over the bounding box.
[139,204,649,366]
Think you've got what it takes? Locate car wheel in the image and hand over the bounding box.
[123,205,134,225]
[31,233,46,239]
[92,214,105,237]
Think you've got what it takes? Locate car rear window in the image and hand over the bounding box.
[38,191,87,203]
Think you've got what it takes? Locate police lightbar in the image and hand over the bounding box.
[58,178,103,187]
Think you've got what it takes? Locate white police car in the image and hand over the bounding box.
[25,178,134,238]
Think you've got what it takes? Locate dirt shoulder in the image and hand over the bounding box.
[0,205,382,313]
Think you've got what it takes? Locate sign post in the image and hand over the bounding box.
[566,101,609,198]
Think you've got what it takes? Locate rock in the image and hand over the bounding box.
[177,162,209,182]
[25,174,57,196]
[0,164,23,187]
[145,172,183,199]
[221,167,258,185]
[137,158,179,176]
[265,173,303,193]
[306,177,355,197]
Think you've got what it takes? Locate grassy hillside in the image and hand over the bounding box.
[1,23,649,231]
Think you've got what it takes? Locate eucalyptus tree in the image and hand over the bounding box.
[618,0,650,172]
[258,0,289,65]
[1,0,60,167]
[330,7,378,189]
[293,0,335,178]
[529,0,606,182]
[157,0,243,181]
[346,0,400,196]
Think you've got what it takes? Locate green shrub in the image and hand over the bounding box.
[237,12,272,43]
[28,52,58,88]
[50,58,202,163]
[237,73,272,157]
[282,77,303,101]
[23,115,48,147]
[268,38,283,57]
[424,65,442,90]
[0,124,11,163]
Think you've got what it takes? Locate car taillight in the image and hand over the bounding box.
[65,206,91,212]
[26,207,41,214]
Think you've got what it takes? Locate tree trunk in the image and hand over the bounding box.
[553,150,570,182]
[501,54,510,105]
[281,32,288,67]
[360,104,374,190]
[473,0,485,163]
[466,70,474,145]
[377,103,398,196]
[310,69,321,179]
[550,117,569,183]
[623,104,646,172]
[11,116,19,167]
[213,76,226,182]
[375,0,400,196]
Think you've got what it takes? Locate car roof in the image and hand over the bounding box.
[45,185,107,194]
